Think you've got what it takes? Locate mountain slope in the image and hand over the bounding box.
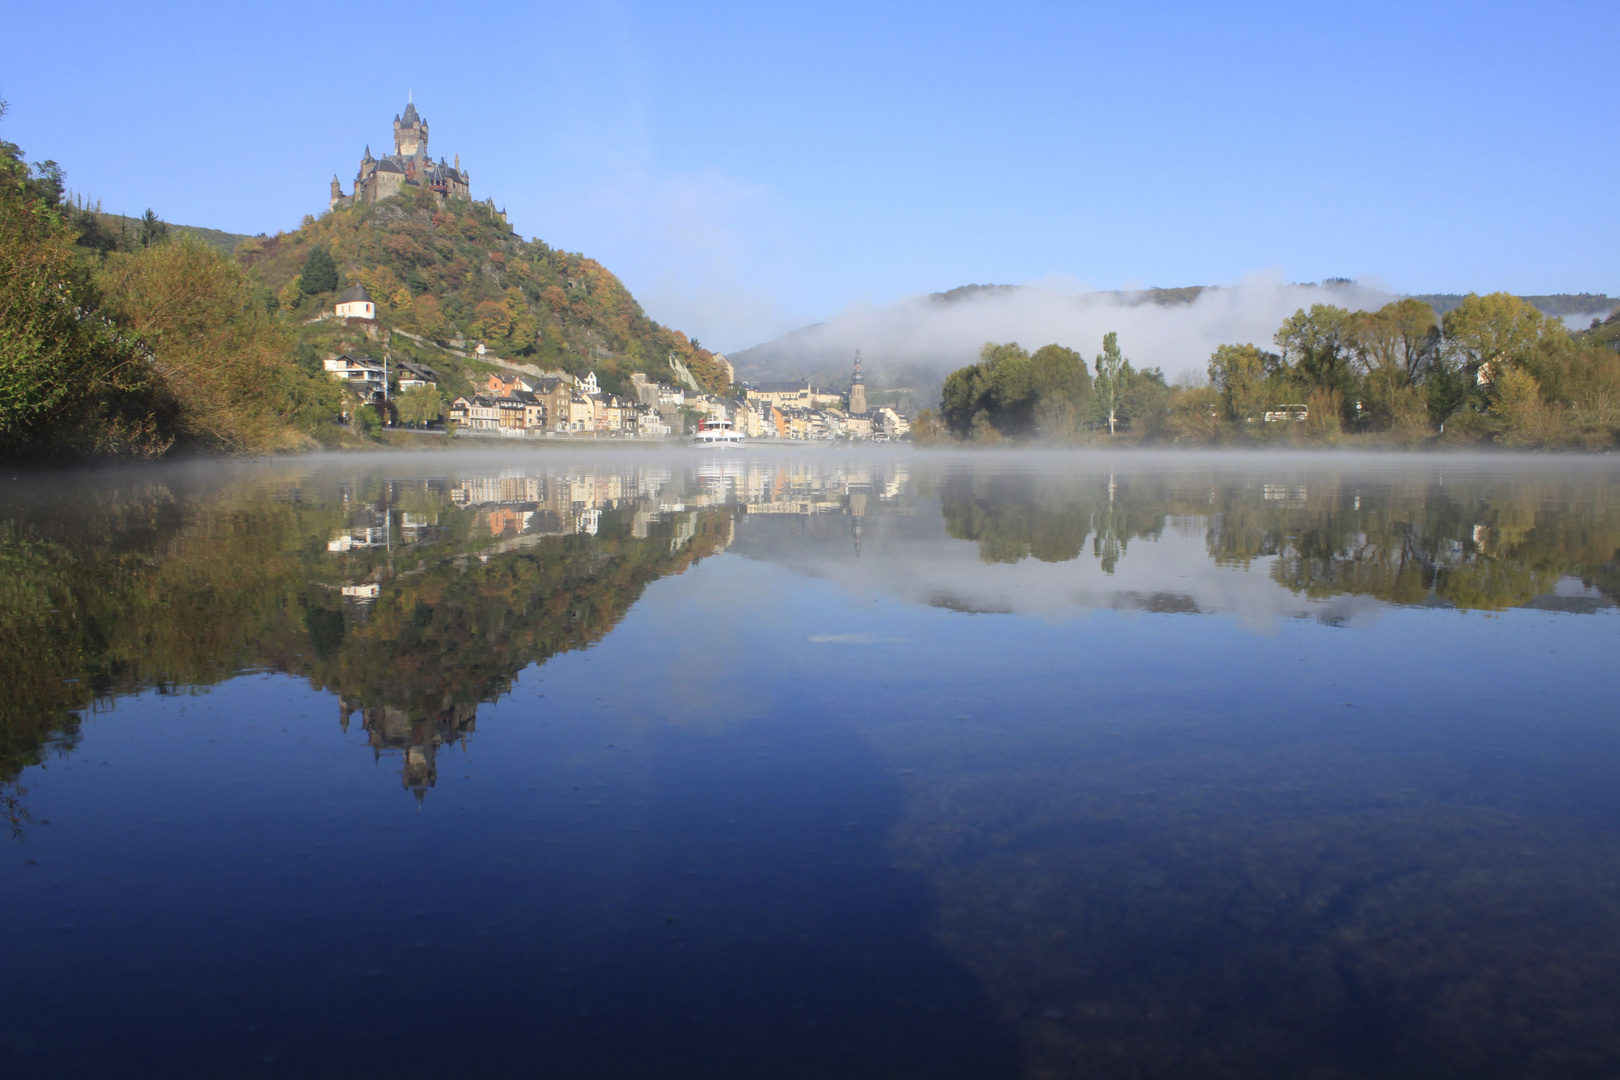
[238,190,728,396]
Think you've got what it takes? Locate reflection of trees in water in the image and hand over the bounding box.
[935,468,1620,611]
[1211,477,1620,610]
[0,471,733,815]
[936,471,1166,570]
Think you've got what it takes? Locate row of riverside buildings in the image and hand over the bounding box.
[321,350,912,440]
[447,370,672,437]
[446,368,911,441]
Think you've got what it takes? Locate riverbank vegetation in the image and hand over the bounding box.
[918,296,1620,449]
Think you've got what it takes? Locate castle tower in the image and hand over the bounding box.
[393,100,428,160]
[849,349,867,415]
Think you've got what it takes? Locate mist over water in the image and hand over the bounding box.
[3,449,1619,1078]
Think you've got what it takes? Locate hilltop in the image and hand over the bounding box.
[66,204,256,256]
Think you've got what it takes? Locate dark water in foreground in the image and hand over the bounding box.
[3,450,1618,1078]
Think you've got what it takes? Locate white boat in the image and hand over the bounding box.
[690,418,746,448]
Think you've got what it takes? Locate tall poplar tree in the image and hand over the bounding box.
[1094,331,1127,434]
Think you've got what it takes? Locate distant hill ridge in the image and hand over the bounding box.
[67,205,255,255]
[929,283,1616,317]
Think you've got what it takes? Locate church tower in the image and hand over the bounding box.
[849,349,867,415]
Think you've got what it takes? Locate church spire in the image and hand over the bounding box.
[849,349,867,415]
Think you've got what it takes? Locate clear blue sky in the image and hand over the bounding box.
[3,0,1614,350]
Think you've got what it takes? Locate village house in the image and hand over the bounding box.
[634,404,670,437]
[396,362,438,391]
[449,394,501,430]
[532,378,573,432]
[747,381,814,409]
[496,394,531,433]
[589,393,620,432]
[873,406,910,438]
[485,373,533,396]
[323,354,385,399]
[566,393,595,432]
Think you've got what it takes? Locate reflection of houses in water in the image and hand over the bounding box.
[328,518,389,552]
[452,472,544,507]
[1262,484,1308,508]
[448,467,735,548]
[340,699,478,801]
[327,500,447,554]
[398,512,438,544]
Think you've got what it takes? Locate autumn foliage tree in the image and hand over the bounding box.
[98,237,339,453]
[0,103,164,458]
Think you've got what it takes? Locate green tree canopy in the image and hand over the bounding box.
[1029,344,1092,437]
[1275,304,1356,401]
[299,244,339,295]
[1441,292,1564,388]
[0,104,159,459]
[396,385,442,427]
[1208,343,1283,421]
[941,342,1035,437]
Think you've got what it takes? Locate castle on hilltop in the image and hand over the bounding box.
[329,98,471,211]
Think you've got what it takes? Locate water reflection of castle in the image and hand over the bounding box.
[340,700,477,801]
[317,463,915,795]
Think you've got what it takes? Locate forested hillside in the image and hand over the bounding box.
[240,188,728,398]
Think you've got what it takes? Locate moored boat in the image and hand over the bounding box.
[690,417,746,448]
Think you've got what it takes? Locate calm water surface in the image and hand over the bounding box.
[2,450,1618,1078]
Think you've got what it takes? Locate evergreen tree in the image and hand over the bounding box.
[139,208,168,247]
[300,245,339,295]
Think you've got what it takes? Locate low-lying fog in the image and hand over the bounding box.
[731,279,1613,392]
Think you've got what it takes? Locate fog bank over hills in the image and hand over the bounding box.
[729,280,1618,397]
